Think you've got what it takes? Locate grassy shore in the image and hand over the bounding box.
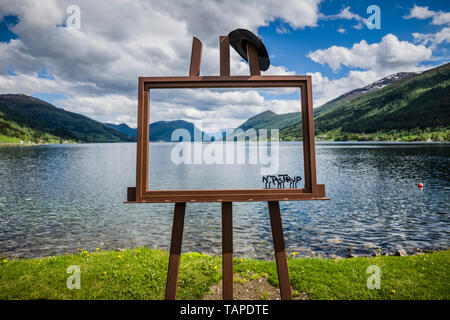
[0,248,448,300]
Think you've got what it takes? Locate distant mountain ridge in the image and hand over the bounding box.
[106,120,208,142]
[324,72,418,107]
[0,93,209,144]
[1,63,448,144]
[235,72,421,136]
[238,110,300,132]
[313,63,449,138]
[0,94,134,143]
[233,62,450,141]
[105,123,137,138]
[112,63,449,142]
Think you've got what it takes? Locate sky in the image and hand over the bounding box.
[0,0,449,132]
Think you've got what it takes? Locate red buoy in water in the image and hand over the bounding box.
[418,183,424,188]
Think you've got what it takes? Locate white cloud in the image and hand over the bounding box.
[308,70,379,107]
[275,26,291,34]
[0,73,67,94]
[435,27,450,44]
[0,1,445,128]
[59,94,137,126]
[433,12,450,26]
[404,6,450,55]
[404,5,450,25]
[404,5,435,20]
[307,34,432,73]
[306,34,435,107]
[143,88,301,131]
[323,6,363,21]
[413,27,450,49]
[0,0,321,128]
[320,6,366,30]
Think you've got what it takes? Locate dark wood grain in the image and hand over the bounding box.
[189,37,202,77]
[268,201,292,300]
[246,42,261,76]
[220,36,230,77]
[165,202,186,300]
[222,202,233,300]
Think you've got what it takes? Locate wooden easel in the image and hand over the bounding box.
[165,201,292,300]
[165,36,291,300]
[126,34,327,300]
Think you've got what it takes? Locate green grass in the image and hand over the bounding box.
[313,127,450,142]
[0,248,448,300]
[0,249,221,300]
[0,133,22,143]
[236,252,450,300]
[0,114,67,144]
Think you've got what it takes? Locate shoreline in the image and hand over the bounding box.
[0,143,52,147]
[2,245,446,261]
[1,140,449,146]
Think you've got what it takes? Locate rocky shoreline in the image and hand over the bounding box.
[2,244,446,260]
[286,247,442,259]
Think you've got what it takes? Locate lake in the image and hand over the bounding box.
[0,142,449,259]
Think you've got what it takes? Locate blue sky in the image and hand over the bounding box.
[259,0,449,79]
[0,0,448,130]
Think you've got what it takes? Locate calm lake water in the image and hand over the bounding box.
[0,142,449,259]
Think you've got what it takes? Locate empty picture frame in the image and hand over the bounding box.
[126,75,327,203]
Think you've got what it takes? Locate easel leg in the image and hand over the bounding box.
[165,202,186,300]
[222,202,233,300]
[268,201,293,300]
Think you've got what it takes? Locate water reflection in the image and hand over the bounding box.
[0,142,448,259]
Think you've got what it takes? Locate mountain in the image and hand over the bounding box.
[105,123,137,138]
[106,120,208,142]
[0,93,207,144]
[238,110,300,131]
[2,62,448,144]
[313,62,449,140]
[0,94,134,143]
[234,72,420,137]
[234,62,450,141]
[149,120,208,142]
[319,72,418,112]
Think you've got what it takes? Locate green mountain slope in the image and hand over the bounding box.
[235,63,450,142]
[2,62,448,144]
[238,110,301,131]
[314,62,450,139]
[0,94,135,143]
[314,72,418,116]
[105,123,137,138]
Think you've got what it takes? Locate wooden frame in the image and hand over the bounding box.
[126,75,326,203]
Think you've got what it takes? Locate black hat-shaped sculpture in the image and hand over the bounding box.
[228,29,270,71]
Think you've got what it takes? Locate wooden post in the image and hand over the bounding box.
[268,201,292,300]
[189,37,202,76]
[220,36,230,77]
[222,202,233,300]
[301,77,317,194]
[165,202,186,300]
[246,42,260,76]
